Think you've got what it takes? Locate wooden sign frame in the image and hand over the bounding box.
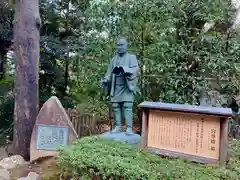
[138,102,232,166]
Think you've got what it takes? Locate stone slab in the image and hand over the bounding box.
[101,132,141,148]
[138,101,232,117]
[17,172,41,180]
[30,96,78,162]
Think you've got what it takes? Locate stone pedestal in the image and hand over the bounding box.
[101,132,141,148]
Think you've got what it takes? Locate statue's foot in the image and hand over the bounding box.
[111,126,122,133]
[126,128,134,135]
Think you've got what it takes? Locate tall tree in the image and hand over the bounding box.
[13,0,41,160]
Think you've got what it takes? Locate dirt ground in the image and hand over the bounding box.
[9,157,62,180]
[0,146,62,180]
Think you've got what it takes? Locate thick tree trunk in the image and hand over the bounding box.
[13,0,40,160]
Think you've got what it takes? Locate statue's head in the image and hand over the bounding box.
[116,38,128,55]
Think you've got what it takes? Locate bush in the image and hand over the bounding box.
[0,91,14,141]
[57,136,239,179]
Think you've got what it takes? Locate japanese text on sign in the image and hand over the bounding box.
[210,128,216,151]
[147,110,221,160]
[36,124,69,151]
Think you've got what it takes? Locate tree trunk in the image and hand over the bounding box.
[13,0,40,160]
[63,54,69,98]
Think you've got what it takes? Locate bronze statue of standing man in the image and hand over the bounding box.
[100,38,140,135]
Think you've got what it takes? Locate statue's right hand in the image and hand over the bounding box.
[100,78,108,88]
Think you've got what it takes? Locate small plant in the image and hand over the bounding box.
[57,136,239,180]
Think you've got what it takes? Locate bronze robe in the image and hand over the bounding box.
[104,53,139,103]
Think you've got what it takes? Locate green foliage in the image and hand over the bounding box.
[119,0,234,104]
[70,38,114,116]
[70,0,239,112]
[1,0,239,119]
[1,0,240,136]
[227,139,240,173]
[39,0,85,101]
[0,91,14,140]
[58,136,239,179]
[0,2,13,43]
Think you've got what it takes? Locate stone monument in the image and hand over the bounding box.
[100,37,141,146]
[30,96,78,162]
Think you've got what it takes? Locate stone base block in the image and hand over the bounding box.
[100,132,141,148]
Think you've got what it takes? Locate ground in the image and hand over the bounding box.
[9,157,62,180]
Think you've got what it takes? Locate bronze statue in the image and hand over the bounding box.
[100,38,140,135]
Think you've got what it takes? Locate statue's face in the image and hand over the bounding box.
[116,39,128,54]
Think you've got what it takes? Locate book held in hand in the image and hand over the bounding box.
[112,66,124,75]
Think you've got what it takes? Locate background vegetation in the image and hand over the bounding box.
[0,0,240,137]
[1,0,240,178]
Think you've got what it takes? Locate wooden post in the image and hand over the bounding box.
[140,110,148,149]
[219,118,228,166]
[13,0,40,160]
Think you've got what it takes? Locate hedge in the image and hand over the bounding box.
[57,136,239,179]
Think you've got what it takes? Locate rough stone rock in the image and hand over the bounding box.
[199,90,228,107]
[235,95,240,105]
[17,172,41,180]
[30,96,78,162]
[0,168,10,180]
[0,155,26,170]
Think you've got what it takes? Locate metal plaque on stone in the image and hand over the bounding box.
[36,124,69,151]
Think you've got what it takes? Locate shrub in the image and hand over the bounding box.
[57,136,239,179]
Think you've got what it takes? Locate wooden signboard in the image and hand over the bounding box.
[138,102,232,165]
